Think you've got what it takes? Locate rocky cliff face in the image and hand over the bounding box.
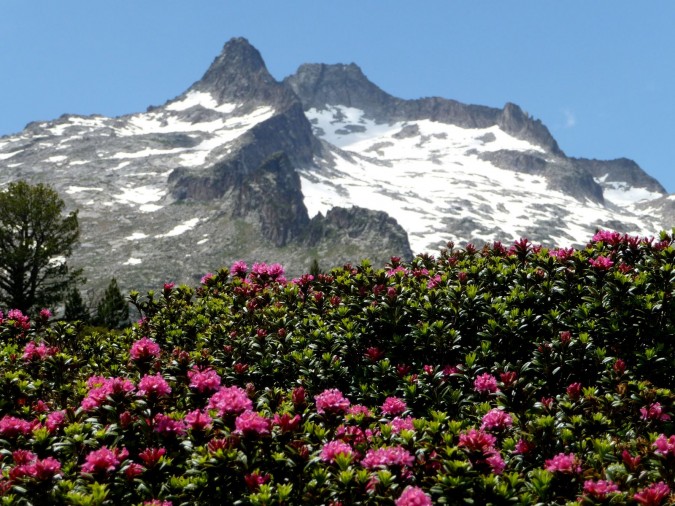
[0,37,670,297]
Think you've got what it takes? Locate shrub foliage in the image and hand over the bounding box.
[2,230,675,504]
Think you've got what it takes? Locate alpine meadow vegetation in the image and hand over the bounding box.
[2,230,675,504]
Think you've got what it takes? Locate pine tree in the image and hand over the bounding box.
[95,278,129,329]
[63,287,90,323]
[309,258,321,277]
[0,181,82,312]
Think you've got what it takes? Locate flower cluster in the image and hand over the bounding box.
[1,232,675,503]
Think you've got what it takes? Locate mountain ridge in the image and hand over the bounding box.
[0,37,671,296]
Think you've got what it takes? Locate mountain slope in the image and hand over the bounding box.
[0,37,671,296]
[0,39,412,294]
[285,63,669,252]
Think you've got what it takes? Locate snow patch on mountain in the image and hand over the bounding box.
[157,218,200,238]
[165,91,238,114]
[301,105,659,252]
[308,106,546,155]
[594,173,663,206]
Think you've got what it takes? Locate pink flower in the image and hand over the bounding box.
[513,439,535,455]
[499,371,517,388]
[589,256,614,270]
[386,265,407,277]
[13,449,37,465]
[486,451,506,475]
[267,263,285,281]
[361,446,414,469]
[365,347,384,362]
[653,434,675,457]
[10,454,62,481]
[124,462,144,479]
[129,337,161,361]
[244,471,270,492]
[292,386,306,406]
[458,429,497,455]
[474,373,499,394]
[153,413,186,437]
[395,486,432,506]
[381,397,407,416]
[8,309,30,329]
[549,247,575,261]
[583,480,619,500]
[188,367,221,393]
[81,446,128,474]
[39,308,52,320]
[139,447,166,468]
[389,416,415,434]
[45,410,67,433]
[320,440,353,463]
[22,341,57,361]
[641,402,671,421]
[427,274,442,289]
[251,262,269,277]
[633,482,671,505]
[443,365,460,376]
[184,410,213,431]
[0,415,36,438]
[32,457,62,480]
[480,409,513,431]
[621,449,641,470]
[200,272,214,284]
[315,389,350,415]
[566,382,582,401]
[234,411,271,437]
[272,413,301,432]
[592,230,623,245]
[208,386,253,416]
[347,405,373,418]
[81,376,135,411]
[336,425,368,446]
[137,374,171,398]
[544,453,581,474]
[230,260,248,277]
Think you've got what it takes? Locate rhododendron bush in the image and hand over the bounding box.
[2,232,675,504]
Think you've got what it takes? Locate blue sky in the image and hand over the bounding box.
[2,1,674,192]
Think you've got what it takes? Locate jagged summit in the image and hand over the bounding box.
[284,63,393,113]
[187,37,294,108]
[285,63,560,153]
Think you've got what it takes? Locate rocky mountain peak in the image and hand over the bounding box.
[285,63,394,115]
[188,37,294,108]
[497,102,562,155]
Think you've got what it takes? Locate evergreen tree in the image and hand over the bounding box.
[95,278,129,329]
[309,258,321,277]
[0,181,82,312]
[63,287,90,323]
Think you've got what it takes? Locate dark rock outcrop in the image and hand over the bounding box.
[572,157,667,195]
[477,150,605,204]
[186,37,296,110]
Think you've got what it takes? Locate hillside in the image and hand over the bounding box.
[0,37,671,295]
[1,231,674,503]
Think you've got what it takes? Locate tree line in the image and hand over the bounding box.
[0,181,129,328]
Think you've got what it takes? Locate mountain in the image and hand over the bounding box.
[0,37,671,295]
[284,62,669,253]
